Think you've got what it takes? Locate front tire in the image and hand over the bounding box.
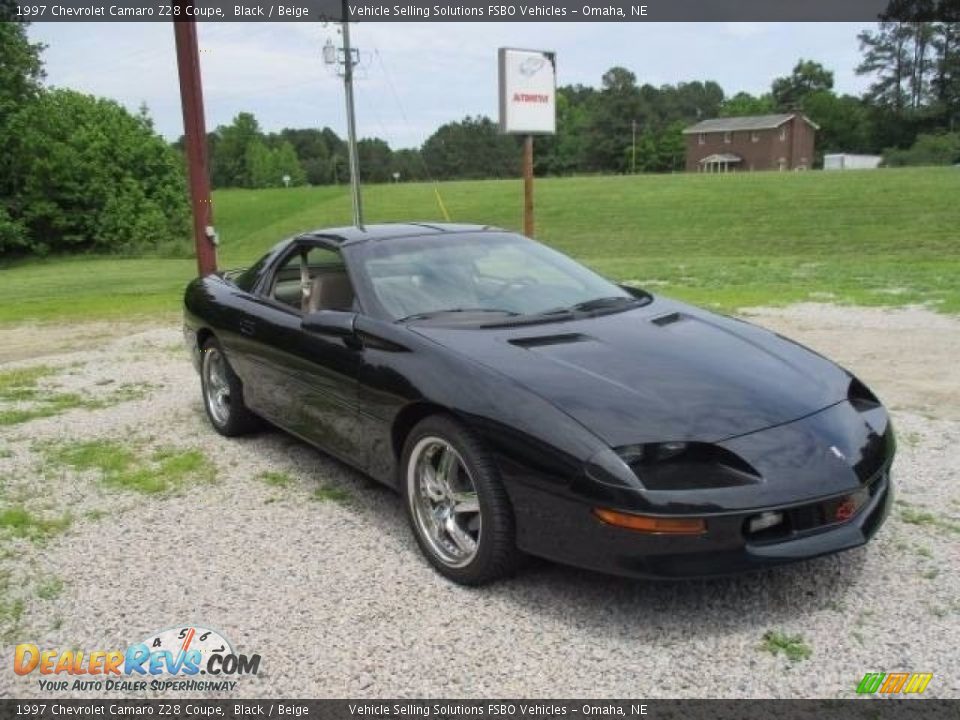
[200,337,259,437]
[401,415,520,585]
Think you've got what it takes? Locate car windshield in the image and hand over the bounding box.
[356,232,636,322]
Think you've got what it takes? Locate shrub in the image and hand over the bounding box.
[3,89,190,258]
[883,132,960,167]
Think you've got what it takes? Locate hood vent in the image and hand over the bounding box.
[651,312,687,327]
[509,333,588,348]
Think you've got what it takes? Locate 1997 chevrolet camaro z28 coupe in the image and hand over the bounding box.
[184,223,895,585]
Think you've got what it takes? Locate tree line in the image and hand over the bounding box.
[197,19,960,189]
[1,12,958,259]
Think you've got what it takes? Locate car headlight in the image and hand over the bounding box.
[615,442,761,491]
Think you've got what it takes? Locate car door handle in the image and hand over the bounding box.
[239,319,256,336]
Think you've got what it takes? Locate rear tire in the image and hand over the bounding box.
[200,337,259,437]
[401,414,520,585]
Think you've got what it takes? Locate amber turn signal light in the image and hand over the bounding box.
[593,508,707,535]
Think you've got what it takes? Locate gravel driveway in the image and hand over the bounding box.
[0,304,957,698]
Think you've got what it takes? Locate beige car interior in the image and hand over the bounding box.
[271,247,355,313]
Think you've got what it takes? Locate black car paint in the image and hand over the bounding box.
[184,224,894,579]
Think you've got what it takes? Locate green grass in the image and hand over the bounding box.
[1,167,958,324]
[0,506,72,542]
[760,630,812,662]
[45,439,215,494]
[0,366,57,402]
[36,577,64,601]
[0,366,155,426]
[311,486,351,503]
[899,506,960,535]
[258,470,293,488]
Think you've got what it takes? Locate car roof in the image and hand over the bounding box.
[296,222,504,247]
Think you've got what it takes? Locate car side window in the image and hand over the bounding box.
[268,246,356,314]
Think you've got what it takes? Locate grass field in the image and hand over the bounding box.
[1,167,958,324]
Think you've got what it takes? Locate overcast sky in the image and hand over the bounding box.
[29,22,874,148]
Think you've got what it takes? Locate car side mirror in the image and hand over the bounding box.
[301,310,357,338]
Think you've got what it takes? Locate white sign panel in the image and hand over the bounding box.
[498,48,556,135]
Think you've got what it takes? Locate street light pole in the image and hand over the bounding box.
[631,119,637,174]
[341,4,363,227]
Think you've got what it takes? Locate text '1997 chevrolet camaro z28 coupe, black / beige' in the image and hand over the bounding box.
[183,223,895,585]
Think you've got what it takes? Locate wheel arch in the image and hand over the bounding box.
[391,401,460,460]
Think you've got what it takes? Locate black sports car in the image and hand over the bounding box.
[184,223,895,585]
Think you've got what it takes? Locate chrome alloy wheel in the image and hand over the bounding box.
[407,436,482,568]
[202,347,231,426]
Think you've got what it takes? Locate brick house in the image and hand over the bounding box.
[682,114,819,173]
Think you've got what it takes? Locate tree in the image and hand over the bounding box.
[279,128,329,184]
[0,15,45,248]
[3,89,189,256]
[421,116,518,180]
[931,22,960,129]
[0,16,45,130]
[586,67,645,172]
[720,92,776,117]
[858,22,915,112]
[358,138,393,183]
[801,91,873,157]
[213,112,262,187]
[771,59,835,110]
[245,139,305,188]
[390,148,426,182]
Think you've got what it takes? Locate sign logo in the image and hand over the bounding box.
[856,672,933,695]
[13,625,260,693]
[518,56,546,77]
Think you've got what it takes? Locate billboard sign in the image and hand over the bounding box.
[498,48,556,135]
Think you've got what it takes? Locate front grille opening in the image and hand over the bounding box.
[743,471,886,545]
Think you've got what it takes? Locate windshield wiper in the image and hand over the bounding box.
[398,307,521,322]
[538,295,643,317]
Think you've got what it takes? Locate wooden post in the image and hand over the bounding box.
[173,9,217,277]
[523,135,534,237]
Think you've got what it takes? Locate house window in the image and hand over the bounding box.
[779,127,787,142]
[751,131,759,143]
[723,131,731,144]
[698,133,705,145]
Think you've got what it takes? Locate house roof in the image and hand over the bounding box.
[682,113,820,134]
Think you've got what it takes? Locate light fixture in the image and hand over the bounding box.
[593,508,706,535]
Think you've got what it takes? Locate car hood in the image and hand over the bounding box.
[411,299,853,447]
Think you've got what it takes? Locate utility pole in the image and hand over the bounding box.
[341,14,363,227]
[173,7,217,276]
[323,2,363,227]
[631,119,637,174]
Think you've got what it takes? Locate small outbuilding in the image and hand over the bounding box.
[823,154,883,170]
[683,113,819,172]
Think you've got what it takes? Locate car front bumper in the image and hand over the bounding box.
[506,469,892,579]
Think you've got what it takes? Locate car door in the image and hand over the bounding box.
[239,241,367,468]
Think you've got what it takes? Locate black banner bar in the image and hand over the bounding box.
[4,0,960,23]
[1,700,959,720]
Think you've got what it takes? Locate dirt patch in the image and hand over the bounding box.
[0,320,152,363]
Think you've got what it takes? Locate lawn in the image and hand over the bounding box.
[1,167,958,324]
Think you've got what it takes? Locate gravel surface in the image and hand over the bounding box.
[0,304,957,699]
